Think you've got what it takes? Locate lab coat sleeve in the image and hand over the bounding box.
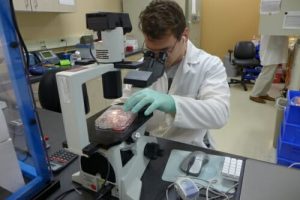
[172,57,230,129]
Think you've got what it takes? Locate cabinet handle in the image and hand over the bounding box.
[25,0,29,8]
[34,0,38,9]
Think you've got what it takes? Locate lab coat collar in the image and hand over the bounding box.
[186,40,201,65]
[177,40,200,75]
[167,40,199,94]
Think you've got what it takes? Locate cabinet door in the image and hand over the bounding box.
[54,0,76,12]
[13,0,32,11]
[32,0,76,12]
[31,0,54,12]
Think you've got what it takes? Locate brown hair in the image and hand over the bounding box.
[139,0,186,40]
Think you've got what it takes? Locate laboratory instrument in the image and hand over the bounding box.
[174,177,199,200]
[221,157,243,182]
[56,12,167,200]
[180,151,208,176]
[49,149,78,173]
[35,49,60,65]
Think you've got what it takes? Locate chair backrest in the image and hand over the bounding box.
[38,68,90,113]
[38,69,62,113]
[234,41,256,60]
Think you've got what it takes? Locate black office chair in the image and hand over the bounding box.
[38,68,90,113]
[228,41,261,91]
[38,69,63,113]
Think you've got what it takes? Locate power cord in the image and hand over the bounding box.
[9,0,30,71]
[288,162,300,168]
[95,184,114,200]
[89,46,100,64]
[95,155,112,200]
[171,175,239,200]
[102,157,111,188]
[205,179,219,200]
[53,157,112,200]
[53,185,83,200]
[165,183,175,200]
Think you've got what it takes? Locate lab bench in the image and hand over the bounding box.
[34,108,300,200]
[37,108,244,200]
[2,108,300,199]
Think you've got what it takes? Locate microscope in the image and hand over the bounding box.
[56,12,166,199]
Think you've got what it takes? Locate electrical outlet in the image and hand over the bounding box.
[60,38,68,47]
[40,41,47,50]
[26,36,80,51]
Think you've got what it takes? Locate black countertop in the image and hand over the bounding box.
[36,109,244,200]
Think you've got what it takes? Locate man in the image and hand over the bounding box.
[122,0,230,148]
[250,35,289,104]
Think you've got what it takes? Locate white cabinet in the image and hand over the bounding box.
[30,0,54,12]
[52,0,77,12]
[13,0,76,12]
[13,0,31,11]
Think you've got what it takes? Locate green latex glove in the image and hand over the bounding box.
[123,88,176,116]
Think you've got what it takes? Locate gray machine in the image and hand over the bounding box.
[56,12,165,200]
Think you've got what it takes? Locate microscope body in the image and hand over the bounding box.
[56,12,165,200]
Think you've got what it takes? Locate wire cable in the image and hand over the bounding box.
[288,162,300,168]
[9,0,30,70]
[165,183,175,200]
[206,179,218,200]
[189,177,234,200]
[89,46,100,64]
[53,186,83,200]
[95,157,111,200]
[102,158,111,188]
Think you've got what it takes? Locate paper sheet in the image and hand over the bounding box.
[59,0,75,6]
[260,0,281,14]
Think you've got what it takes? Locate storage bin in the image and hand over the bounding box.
[277,128,300,162]
[285,90,300,124]
[277,156,300,169]
[273,98,287,148]
[281,111,300,143]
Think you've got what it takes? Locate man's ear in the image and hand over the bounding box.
[182,27,189,42]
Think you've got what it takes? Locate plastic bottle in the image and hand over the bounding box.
[70,50,81,66]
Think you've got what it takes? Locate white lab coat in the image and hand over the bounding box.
[120,40,230,147]
[260,35,289,66]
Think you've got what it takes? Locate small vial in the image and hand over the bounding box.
[44,135,50,149]
[70,51,81,66]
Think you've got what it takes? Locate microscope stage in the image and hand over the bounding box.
[86,105,152,149]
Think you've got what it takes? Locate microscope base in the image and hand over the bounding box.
[72,134,157,200]
[72,171,105,192]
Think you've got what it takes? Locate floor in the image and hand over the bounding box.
[211,83,284,163]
